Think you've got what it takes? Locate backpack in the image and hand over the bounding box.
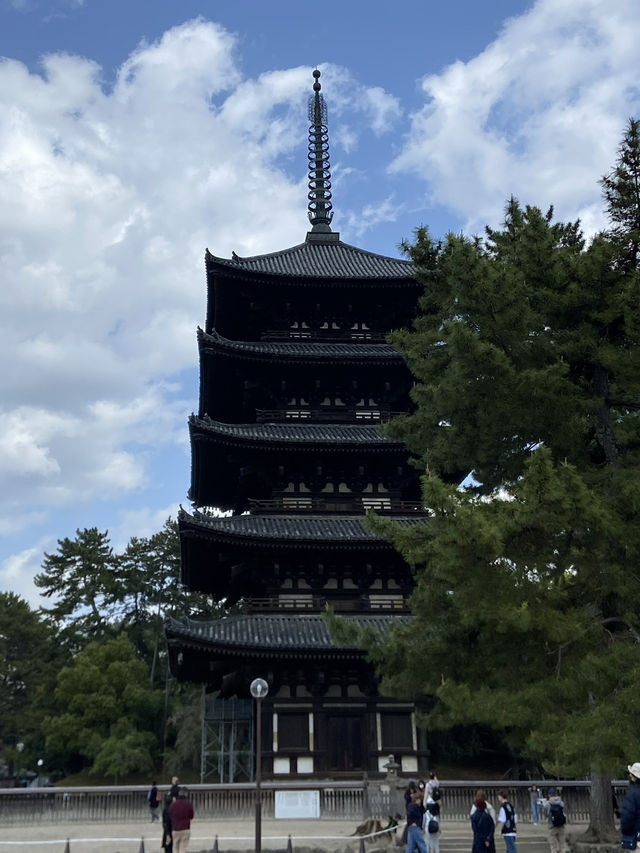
[432,788,441,802]
[502,803,516,833]
[427,817,439,834]
[549,803,566,828]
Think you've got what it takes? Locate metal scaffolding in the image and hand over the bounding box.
[201,694,254,783]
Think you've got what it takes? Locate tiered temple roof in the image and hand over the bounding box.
[198,328,404,362]
[206,237,414,280]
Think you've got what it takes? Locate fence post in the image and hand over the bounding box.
[138,838,145,853]
[213,835,219,853]
[287,835,293,853]
[362,772,370,819]
[63,840,70,853]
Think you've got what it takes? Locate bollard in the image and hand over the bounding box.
[138,837,146,853]
[359,836,366,853]
[287,835,293,853]
[213,835,220,853]
[63,840,70,853]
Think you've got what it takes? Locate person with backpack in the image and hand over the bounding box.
[423,795,441,853]
[546,788,567,853]
[426,772,440,800]
[496,792,518,853]
[471,797,496,853]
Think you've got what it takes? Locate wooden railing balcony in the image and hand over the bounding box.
[255,408,402,423]
[261,329,386,342]
[248,497,425,514]
[242,595,411,613]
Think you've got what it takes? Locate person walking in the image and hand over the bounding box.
[529,785,540,826]
[148,781,160,822]
[471,797,496,853]
[169,786,194,853]
[161,794,173,853]
[621,762,640,849]
[496,792,518,853]
[546,788,567,853]
[406,789,427,853]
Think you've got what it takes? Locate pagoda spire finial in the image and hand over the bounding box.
[307,69,334,233]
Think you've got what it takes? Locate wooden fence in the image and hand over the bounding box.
[0,780,628,826]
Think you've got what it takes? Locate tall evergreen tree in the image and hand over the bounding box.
[600,118,640,270]
[111,519,223,684]
[35,527,118,645]
[354,126,640,840]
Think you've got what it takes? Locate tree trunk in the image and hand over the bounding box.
[581,772,617,843]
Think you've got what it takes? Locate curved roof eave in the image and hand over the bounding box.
[166,612,408,654]
[189,416,405,450]
[205,239,415,281]
[178,508,427,548]
[197,328,405,363]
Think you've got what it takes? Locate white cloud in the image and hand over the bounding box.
[0,20,399,568]
[0,542,51,608]
[344,196,406,241]
[110,504,181,553]
[363,87,403,135]
[392,0,640,234]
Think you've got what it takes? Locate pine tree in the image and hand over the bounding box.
[35,528,118,645]
[362,125,640,841]
[600,118,640,269]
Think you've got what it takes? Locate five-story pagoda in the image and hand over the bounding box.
[167,70,428,781]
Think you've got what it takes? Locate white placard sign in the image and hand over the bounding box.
[275,790,321,819]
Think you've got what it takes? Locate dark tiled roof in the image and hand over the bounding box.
[166,612,408,653]
[179,509,426,544]
[198,328,403,362]
[207,238,414,280]
[190,416,402,447]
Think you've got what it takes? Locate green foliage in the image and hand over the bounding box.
[3,517,223,781]
[163,684,204,776]
[0,593,61,772]
[35,519,222,685]
[35,527,118,646]
[368,123,640,787]
[600,118,640,269]
[91,723,156,783]
[44,634,164,777]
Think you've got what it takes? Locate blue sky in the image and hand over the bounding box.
[1,0,639,607]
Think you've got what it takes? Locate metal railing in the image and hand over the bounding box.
[0,780,628,826]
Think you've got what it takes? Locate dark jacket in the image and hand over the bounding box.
[621,782,640,836]
[472,809,495,853]
[162,803,173,853]
[407,801,424,827]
